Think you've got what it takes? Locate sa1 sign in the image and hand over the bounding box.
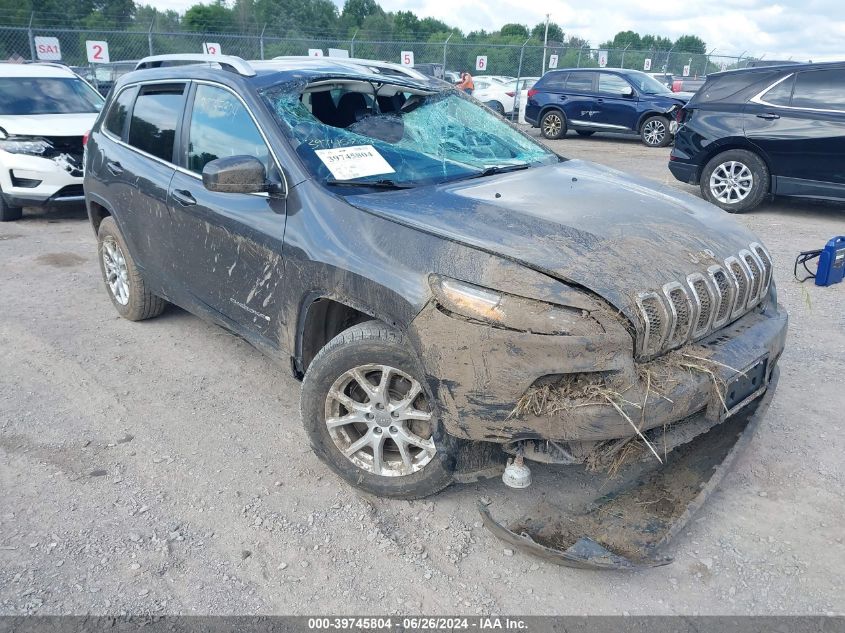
[400,51,414,66]
[308,48,323,57]
[548,54,558,69]
[643,58,652,71]
[202,42,222,55]
[34,36,61,61]
[475,56,487,71]
[86,40,109,63]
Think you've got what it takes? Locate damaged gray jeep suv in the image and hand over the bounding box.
[85,55,787,500]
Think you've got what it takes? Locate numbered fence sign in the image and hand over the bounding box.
[34,36,61,61]
[86,40,109,63]
[400,51,414,66]
[720,61,728,72]
[202,42,222,56]
[683,64,691,77]
[328,48,349,58]
[643,58,652,71]
[597,50,608,67]
[548,54,558,69]
[308,48,324,57]
[475,56,487,71]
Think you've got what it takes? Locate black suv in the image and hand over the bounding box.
[84,55,786,499]
[669,61,845,212]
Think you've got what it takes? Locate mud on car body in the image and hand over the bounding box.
[84,55,787,500]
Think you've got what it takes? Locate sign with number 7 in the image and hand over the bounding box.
[85,40,109,63]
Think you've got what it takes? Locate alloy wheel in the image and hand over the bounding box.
[325,364,436,477]
[709,160,754,204]
[643,119,666,146]
[102,237,130,305]
[543,113,562,137]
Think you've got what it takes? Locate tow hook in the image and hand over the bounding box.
[502,442,532,489]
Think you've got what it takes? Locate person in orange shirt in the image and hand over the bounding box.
[456,71,474,95]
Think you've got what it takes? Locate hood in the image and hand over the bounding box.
[0,113,98,138]
[646,92,690,106]
[346,160,762,321]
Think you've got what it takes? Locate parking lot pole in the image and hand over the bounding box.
[541,14,549,74]
[442,33,452,74]
[147,14,155,56]
[27,12,35,61]
[350,29,358,57]
[621,43,630,68]
[515,37,529,119]
[259,24,266,60]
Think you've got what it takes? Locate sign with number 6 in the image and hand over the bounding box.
[475,56,487,71]
[643,58,652,71]
[85,40,109,63]
[400,51,414,66]
[202,42,222,56]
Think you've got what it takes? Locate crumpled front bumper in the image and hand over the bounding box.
[410,299,787,444]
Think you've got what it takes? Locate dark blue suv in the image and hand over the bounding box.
[525,68,691,147]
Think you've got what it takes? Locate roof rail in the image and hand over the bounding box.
[135,54,256,77]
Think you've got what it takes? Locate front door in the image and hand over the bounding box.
[167,82,287,344]
[594,73,639,131]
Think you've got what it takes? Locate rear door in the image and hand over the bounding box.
[745,68,845,193]
[167,81,287,343]
[595,73,639,131]
[560,71,599,127]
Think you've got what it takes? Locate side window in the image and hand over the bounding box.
[791,70,845,111]
[565,72,596,93]
[187,84,270,175]
[103,86,137,140]
[761,75,795,106]
[598,74,632,96]
[542,72,568,90]
[475,80,490,90]
[127,83,186,162]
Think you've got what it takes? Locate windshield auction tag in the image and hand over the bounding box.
[314,145,395,181]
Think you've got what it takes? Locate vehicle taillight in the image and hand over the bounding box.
[82,130,90,146]
[506,91,515,97]
[527,88,538,98]
[672,80,683,92]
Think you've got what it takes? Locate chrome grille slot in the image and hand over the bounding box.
[636,292,667,357]
[688,273,714,337]
[708,265,734,328]
[741,249,762,305]
[751,242,773,292]
[726,256,749,317]
[663,282,693,346]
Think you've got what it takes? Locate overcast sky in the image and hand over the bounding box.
[152,0,844,59]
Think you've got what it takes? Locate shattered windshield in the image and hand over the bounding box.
[261,79,557,188]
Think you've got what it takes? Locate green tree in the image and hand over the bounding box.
[340,0,382,28]
[183,1,235,32]
[530,21,563,43]
[500,23,528,39]
[674,34,706,54]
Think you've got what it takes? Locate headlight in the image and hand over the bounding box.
[0,137,51,155]
[429,275,601,336]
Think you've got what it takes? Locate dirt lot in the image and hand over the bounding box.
[1,130,844,616]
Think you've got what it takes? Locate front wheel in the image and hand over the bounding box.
[640,115,671,147]
[700,150,769,213]
[300,321,456,499]
[0,190,22,222]
[540,110,567,139]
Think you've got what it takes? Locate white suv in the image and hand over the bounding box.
[0,63,104,221]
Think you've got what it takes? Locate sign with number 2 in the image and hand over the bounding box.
[203,42,222,56]
[85,40,109,63]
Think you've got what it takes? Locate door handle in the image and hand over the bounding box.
[596,98,604,103]
[756,112,780,120]
[172,189,196,206]
[106,161,123,176]
[558,95,567,101]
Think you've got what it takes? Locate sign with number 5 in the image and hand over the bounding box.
[476,56,487,71]
[85,40,109,63]
[400,51,414,66]
[202,42,222,56]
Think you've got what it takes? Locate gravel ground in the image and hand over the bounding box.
[1,129,843,616]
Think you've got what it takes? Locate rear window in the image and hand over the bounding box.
[692,71,779,104]
[127,84,186,163]
[103,87,137,139]
[791,69,845,111]
[0,77,103,115]
[565,72,595,93]
[541,72,568,90]
[761,75,794,106]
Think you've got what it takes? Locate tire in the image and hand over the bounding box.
[639,115,671,147]
[486,100,505,116]
[700,149,769,213]
[575,130,595,137]
[0,192,22,222]
[540,109,567,139]
[301,321,456,499]
[97,216,166,321]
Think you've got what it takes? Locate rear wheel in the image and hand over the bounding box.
[640,115,671,147]
[540,110,567,139]
[575,130,595,137]
[486,100,505,116]
[0,190,22,222]
[301,321,456,499]
[700,149,769,213]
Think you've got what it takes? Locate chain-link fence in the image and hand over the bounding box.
[0,23,771,82]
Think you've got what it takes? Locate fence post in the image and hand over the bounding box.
[147,12,155,56]
[350,29,358,57]
[576,44,585,68]
[621,43,630,69]
[27,12,35,61]
[514,37,530,117]
[259,24,266,60]
[442,33,452,72]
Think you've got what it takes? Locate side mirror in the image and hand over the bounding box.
[202,156,270,194]
[623,86,635,98]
